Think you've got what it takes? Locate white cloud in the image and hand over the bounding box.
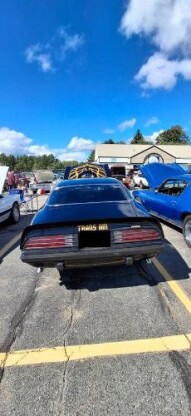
[103,129,115,134]
[145,129,164,143]
[0,127,95,162]
[0,127,54,156]
[135,53,191,90]
[28,145,52,156]
[120,0,191,90]
[0,127,32,154]
[25,28,84,72]
[118,118,136,131]
[37,55,53,72]
[120,0,191,55]
[145,116,160,127]
[25,44,53,72]
[55,151,88,162]
[58,27,84,56]
[67,137,95,151]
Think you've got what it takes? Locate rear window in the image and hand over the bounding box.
[48,184,129,205]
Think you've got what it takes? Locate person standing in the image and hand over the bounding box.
[7,170,16,189]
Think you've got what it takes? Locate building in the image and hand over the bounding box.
[94,144,191,173]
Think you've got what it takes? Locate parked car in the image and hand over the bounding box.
[20,178,164,271]
[110,165,126,182]
[29,170,54,194]
[0,166,20,224]
[64,163,110,179]
[133,163,191,247]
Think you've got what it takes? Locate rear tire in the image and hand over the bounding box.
[183,215,191,248]
[9,202,20,224]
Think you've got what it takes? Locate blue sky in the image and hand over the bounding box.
[0,0,191,161]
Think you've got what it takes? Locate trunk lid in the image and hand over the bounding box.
[32,201,140,225]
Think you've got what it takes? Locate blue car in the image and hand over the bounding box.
[133,163,191,248]
[20,177,164,271]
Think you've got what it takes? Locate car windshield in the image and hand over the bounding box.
[48,184,129,205]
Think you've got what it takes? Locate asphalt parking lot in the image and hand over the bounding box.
[1,196,191,415]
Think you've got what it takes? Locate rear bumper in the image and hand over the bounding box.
[21,242,164,269]
[29,184,52,192]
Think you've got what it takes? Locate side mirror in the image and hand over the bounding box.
[154,187,159,193]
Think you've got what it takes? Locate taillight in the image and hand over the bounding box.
[113,228,160,243]
[24,234,74,249]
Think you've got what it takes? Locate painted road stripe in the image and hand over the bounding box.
[1,333,191,368]
[0,232,22,259]
[152,258,191,315]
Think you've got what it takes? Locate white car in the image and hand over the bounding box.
[0,166,20,224]
[133,171,149,189]
[29,170,54,194]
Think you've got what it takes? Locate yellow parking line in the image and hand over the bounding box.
[152,258,191,315]
[1,333,191,368]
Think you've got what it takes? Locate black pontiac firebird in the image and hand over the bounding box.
[20,178,164,271]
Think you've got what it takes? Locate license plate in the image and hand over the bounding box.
[78,224,108,232]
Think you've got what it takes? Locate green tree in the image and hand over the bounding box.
[7,155,16,170]
[0,153,9,166]
[0,153,83,171]
[87,150,95,163]
[103,139,116,144]
[103,140,126,145]
[130,129,145,144]
[156,125,190,145]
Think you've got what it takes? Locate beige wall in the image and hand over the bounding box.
[131,147,175,164]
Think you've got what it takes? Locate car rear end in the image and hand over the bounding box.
[29,180,53,193]
[20,217,164,270]
[29,170,54,194]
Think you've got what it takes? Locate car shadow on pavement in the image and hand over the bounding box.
[0,214,33,264]
[59,238,191,291]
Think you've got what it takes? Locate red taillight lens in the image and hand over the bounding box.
[113,228,160,243]
[24,234,74,249]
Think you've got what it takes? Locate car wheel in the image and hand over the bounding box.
[9,202,20,224]
[183,215,191,248]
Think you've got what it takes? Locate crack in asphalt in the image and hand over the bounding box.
[58,288,81,416]
[0,273,40,383]
[136,261,184,334]
[158,285,177,319]
[136,261,168,308]
[169,351,191,411]
[11,351,30,368]
[185,334,191,350]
